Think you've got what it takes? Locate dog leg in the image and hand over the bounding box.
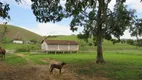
[50,68,54,74]
[59,69,61,74]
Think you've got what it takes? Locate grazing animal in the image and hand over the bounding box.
[0,47,6,59]
[50,62,66,74]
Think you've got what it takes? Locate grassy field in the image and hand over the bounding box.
[0,43,40,50]
[0,35,137,51]
[1,35,142,80]
[3,50,142,80]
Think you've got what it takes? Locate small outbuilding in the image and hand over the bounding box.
[12,39,24,44]
[41,40,79,53]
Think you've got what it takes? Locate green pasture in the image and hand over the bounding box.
[0,43,40,50]
[0,35,139,51]
[2,50,142,80]
[1,35,142,80]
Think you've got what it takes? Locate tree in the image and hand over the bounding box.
[0,2,10,20]
[0,0,140,63]
[0,22,8,42]
[0,0,21,42]
[130,19,142,47]
[0,0,21,19]
[0,1,10,42]
[31,0,136,63]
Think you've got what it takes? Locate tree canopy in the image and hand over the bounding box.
[130,18,142,47]
[0,2,10,20]
[131,19,142,37]
[30,0,139,63]
[0,0,21,19]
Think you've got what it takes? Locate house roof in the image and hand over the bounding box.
[43,40,78,45]
[13,38,22,40]
[13,39,23,41]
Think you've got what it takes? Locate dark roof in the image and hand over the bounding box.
[43,40,78,45]
[13,38,22,40]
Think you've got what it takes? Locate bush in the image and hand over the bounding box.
[126,39,134,45]
[15,44,40,52]
[1,37,12,43]
[16,46,30,52]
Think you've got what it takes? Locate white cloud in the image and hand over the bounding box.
[14,0,32,9]
[120,30,142,39]
[3,0,141,12]
[20,22,141,39]
[1,0,32,9]
[5,0,142,38]
[108,0,142,13]
[1,0,14,3]
[120,30,136,39]
[20,0,32,8]
[125,0,142,13]
[60,0,66,5]
[26,23,83,36]
[108,0,116,10]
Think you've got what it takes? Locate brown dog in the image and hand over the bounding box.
[50,62,66,74]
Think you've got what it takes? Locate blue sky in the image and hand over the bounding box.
[1,0,142,39]
[9,4,36,28]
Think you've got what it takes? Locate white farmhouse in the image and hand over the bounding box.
[41,40,79,53]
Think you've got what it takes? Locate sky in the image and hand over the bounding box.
[1,0,142,39]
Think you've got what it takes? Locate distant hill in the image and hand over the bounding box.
[0,24,43,42]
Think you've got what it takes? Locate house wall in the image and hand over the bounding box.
[47,44,79,51]
[47,45,58,51]
[41,41,48,51]
[58,45,68,51]
[13,40,23,44]
[70,45,79,51]
[41,40,79,52]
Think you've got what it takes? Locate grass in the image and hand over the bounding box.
[0,43,41,50]
[12,50,142,65]
[1,35,142,80]
[2,50,142,80]
[0,35,138,51]
[3,54,27,65]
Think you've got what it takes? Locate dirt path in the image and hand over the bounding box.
[42,58,80,80]
[0,54,109,80]
[0,54,79,80]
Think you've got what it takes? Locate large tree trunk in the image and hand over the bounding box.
[96,33,105,63]
[96,0,105,63]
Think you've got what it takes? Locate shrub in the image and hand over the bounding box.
[15,44,40,52]
[1,37,12,43]
[16,46,29,52]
